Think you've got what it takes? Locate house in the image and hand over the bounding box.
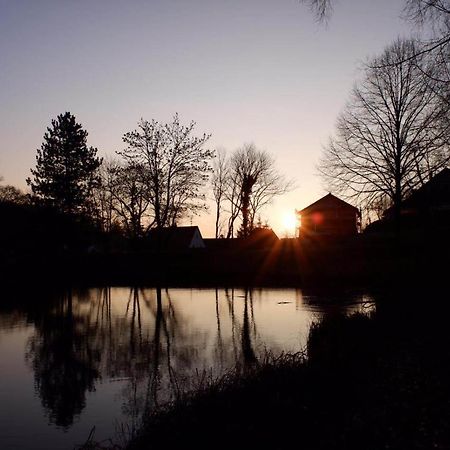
[245,227,279,249]
[147,226,206,251]
[383,168,450,227]
[297,193,360,237]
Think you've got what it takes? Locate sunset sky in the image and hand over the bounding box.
[0,0,413,237]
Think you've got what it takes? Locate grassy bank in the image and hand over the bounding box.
[127,297,450,450]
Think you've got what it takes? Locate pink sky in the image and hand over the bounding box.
[0,0,413,236]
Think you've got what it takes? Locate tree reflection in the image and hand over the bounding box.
[221,288,259,368]
[26,289,100,428]
[224,288,239,360]
[21,286,297,433]
[241,289,258,367]
[119,287,206,425]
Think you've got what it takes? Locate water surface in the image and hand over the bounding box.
[0,287,373,449]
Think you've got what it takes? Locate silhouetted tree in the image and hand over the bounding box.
[303,0,450,60]
[301,0,333,21]
[211,148,229,238]
[226,144,291,238]
[107,161,151,237]
[405,0,450,52]
[119,114,213,229]
[90,159,119,232]
[304,0,449,25]
[319,39,449,221]
[405,1,450,114]
[0,181,28,204]
[27,112,102,214]
[224,161,243,239]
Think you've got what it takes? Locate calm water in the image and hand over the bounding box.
[0,287,374,449]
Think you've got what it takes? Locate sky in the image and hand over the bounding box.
[0,0,414,237]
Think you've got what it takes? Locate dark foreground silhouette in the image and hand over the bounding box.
[2,199,450,290]
[126,292,450,450]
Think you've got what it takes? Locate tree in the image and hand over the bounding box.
[302,1,450,112]
[0,179,28,204]
[303,0,449,23]
[89,159,118,233]
[27,112,102,214]
[319,39,450,221]
[405,1,450,109]
[405,1,450,43]
[222,144,291,238]
[303,0,450,57]
[109,162,151,238]
[90,159,155,237]
[119,114,213,229]
[301,0,334,22]
[211,148,229,238]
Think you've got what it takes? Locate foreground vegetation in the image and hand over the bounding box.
[125,293,449,450]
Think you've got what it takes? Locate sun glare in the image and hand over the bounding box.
[282,211,298,237]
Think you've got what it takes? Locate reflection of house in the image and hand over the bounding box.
[384,168,450,226]
[148,226,205,251]
[297,193,360,237]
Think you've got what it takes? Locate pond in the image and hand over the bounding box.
[0,287,374,449]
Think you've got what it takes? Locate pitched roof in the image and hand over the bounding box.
[383,168,450,218]
[299,193,359,214]
[402,168,450,208]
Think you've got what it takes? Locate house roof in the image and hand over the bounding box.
[402,168,450,208]
[299,193,359,215]
[384,168,450,217]
[148,226,203,250]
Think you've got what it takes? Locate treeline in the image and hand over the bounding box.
[1,112,290,242]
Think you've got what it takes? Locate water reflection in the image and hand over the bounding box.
[26,289,100,428]
[241,290,258,367]
[0,287,374,449]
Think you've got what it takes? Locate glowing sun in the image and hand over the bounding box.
[281,211,298,236]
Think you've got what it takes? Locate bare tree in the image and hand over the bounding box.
[303,0,450,57]
[119,114,213,229]
[0,183,28,204]
[224,163,243,239]
[405,1,450,33]
[248,165,292,229]
[211,148,229,238]
[319,39,449,221]
[89,159,153,237]
[301,0,334,22]
[226,144,291,238]
[89,159,119,232]
[405,1,450,109]
[109,162,152,238]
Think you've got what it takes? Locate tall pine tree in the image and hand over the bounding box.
[27,112,102,214]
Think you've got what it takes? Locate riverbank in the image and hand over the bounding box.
[127,295,450,450]
[2,231,449,290]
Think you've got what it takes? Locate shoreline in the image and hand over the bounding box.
[125,299,450,450]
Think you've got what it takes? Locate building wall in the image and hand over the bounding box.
[300,209,358,236]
